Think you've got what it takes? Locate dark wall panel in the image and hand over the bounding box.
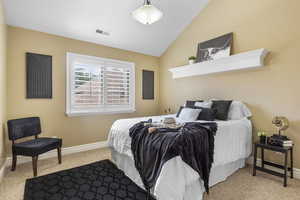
[26,53,52,98]
[142,70,154,100]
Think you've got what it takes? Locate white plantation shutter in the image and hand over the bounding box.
[73,63,104,107]
[104,65,131,105]
[66,53,135,116]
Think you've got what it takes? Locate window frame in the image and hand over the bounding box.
[66,52,135,117]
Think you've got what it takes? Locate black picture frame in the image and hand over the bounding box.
[142,70,154,100]
[26,52,53,99]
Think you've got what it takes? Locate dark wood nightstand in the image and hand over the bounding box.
[253,142,293,187]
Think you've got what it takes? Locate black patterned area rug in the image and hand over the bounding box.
[24,159,155,200]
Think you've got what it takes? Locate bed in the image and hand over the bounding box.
[108,102,252,200]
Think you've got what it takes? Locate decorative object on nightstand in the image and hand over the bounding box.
[188,56,196,64]
[253,142,293,187]
[257,131,267,144]
[268,135,293,147]
[272,116,289,136]
[269,116,292,147]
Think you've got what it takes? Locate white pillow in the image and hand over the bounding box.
[178,107,202,121]
[227,101,252,120]
[194,101,212,108]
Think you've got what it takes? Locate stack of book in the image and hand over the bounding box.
[268,134,293,147]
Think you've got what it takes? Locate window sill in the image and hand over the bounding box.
[66,109,136,117]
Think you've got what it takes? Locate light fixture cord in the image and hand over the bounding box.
[144,0,151,5]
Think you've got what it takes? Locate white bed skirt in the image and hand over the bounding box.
[111,148,246,200]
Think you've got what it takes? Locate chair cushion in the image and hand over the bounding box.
[7,117,41,141]
[12,137,62,157]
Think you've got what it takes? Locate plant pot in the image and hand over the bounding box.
[189,59,196,64]
[260,136,266,144]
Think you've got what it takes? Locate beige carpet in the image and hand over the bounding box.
[0,148,299,200]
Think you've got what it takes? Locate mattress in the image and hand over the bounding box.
[111,149,246,200]
[108,114,252,200]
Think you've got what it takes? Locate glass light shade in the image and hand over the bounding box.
[132,4,163,25]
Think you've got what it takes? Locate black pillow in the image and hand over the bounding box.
[186,100,203,107]
[197,107,216,121]
[211,100,233,120]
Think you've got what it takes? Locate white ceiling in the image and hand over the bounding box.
[3,0,209,56]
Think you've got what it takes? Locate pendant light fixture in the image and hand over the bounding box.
[132,0,163,25]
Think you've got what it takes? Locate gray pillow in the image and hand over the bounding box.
[178,107,202,121]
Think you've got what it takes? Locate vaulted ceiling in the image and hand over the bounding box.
[3,0,209,56]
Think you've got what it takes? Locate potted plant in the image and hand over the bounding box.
[258,131,267,144]
[188,56,196,64]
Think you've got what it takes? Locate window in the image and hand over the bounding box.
[66,53,135,116]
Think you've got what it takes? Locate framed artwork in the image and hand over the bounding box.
[142,70,154,100]
[196,32,233,63]
[26,52,52,98]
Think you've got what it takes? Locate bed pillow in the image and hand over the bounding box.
[185,100,203,107]
[227,101,252,120]
[178,107,202,121]
[176,106,184,117]
[194,101,212,108]
[177,106,215,121]
[197,107,216,121]
[211,100,233,120]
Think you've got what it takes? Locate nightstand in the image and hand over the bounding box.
[253,142,293,187]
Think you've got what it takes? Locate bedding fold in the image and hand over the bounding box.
[129,121,217,193]
[108,114,252,200]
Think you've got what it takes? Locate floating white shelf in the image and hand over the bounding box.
[169,48,269,79]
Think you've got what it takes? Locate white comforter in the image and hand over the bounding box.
[108,114,252,200]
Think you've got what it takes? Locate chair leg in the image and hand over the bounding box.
[11,154,17,171]
[57,147,62,164]
[32,156,38,177]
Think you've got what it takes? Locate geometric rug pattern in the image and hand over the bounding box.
[24,159,155,200]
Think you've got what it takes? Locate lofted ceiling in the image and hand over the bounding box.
[3,0,209,56]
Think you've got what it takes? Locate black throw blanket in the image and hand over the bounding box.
[129,121,217,194]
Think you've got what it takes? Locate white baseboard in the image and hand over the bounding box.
[6,140,108,167]
[247,156,300,179]
[0,158,8,184]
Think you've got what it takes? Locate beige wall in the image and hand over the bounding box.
[0,0,7,169]
[159,0,300,168]
[5,0,300,169]
[7,26,159,151]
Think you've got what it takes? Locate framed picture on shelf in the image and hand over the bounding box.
[196,32,233,63]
